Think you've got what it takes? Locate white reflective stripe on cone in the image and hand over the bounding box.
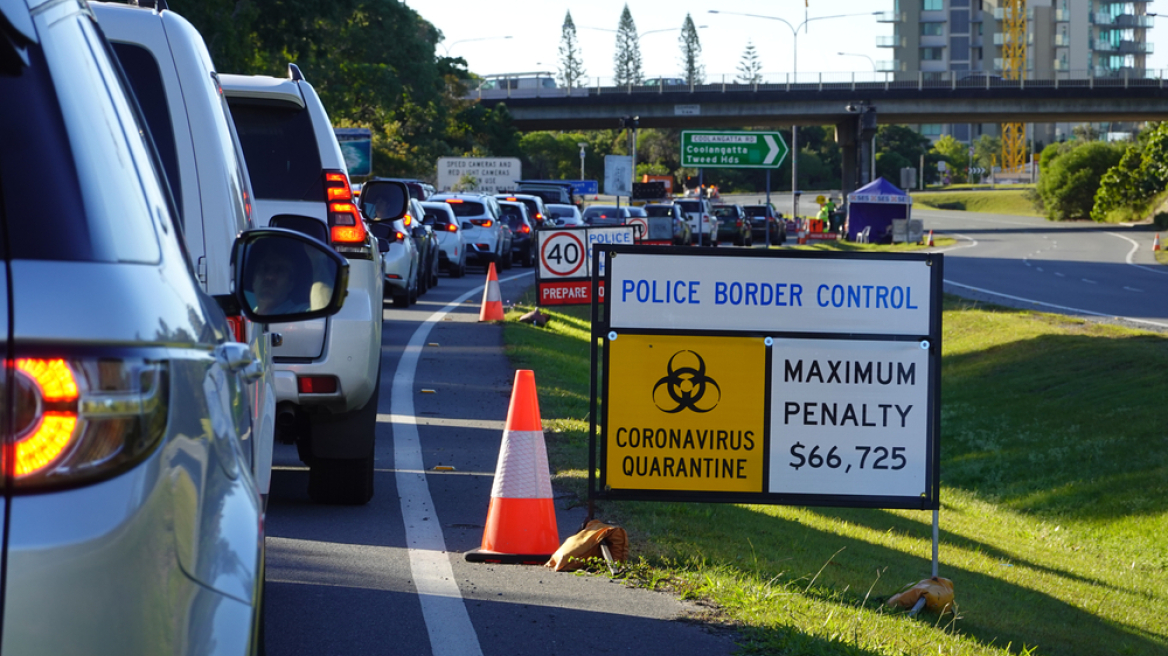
[490,429,552,499]
[483,281,502,303]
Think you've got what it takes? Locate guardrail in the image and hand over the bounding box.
[467,68,1168,100]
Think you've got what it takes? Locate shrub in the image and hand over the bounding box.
[1037,141,1124,221]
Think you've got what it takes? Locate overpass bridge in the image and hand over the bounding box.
[472,72,1168,199]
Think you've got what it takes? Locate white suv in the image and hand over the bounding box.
[430,193,508,270]
[220,67,393,504]
[92,0,285,504]
[676,198,719,246]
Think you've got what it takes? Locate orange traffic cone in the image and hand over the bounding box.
[1154,233,1161,251]
[927,230,935,247]
[479,261,504,322]
[466,370,559,564]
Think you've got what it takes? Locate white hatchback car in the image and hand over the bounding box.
[421,201,467,277]
[429,193,508,271]
[220,68,397,504]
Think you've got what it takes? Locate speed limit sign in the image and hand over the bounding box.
[539,231,586,277]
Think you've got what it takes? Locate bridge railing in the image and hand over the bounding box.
[467,69,1167,100]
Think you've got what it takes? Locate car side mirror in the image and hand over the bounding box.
[358,180,410,221]
[228,228,349,324]
[377,237,390,254]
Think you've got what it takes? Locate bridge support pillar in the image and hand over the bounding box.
[837,116,859,204]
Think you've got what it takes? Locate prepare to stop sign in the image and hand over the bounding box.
[540,231,586,276]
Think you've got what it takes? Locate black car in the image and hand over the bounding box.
[712,204,753,246]
[407,199,439,291]
[499,201,536,267]
[743,204,787,245]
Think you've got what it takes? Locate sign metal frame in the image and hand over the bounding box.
[588,245,943,511]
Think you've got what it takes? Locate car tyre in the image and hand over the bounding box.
[306,376,379,505]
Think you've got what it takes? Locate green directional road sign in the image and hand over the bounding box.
[680,130,789,169]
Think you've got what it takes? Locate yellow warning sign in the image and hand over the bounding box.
[606,334,766,492]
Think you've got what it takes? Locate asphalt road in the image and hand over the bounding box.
[263,265,738,656]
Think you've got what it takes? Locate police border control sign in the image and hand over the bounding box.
[589,245,943,510]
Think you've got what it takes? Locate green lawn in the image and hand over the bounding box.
[502,294,1168,656]
[914,190,1043,218]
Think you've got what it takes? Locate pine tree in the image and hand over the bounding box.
[736,40,763,84]
[557,11,587,89]
[613,4,643,86]
[679,13,704,86]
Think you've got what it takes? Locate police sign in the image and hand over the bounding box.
[536,226,635,305]
[591,247,942,510]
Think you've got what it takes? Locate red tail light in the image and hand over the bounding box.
[395,231,407,241]
[444,199,464,204]
[324,171,352,202]
[329,201,367,244]
[225,316,246,343]
[298,375,338,394]
[519,224,531,234]
[402,214,413,227]
[471,219,493,228]
[9,356,168,486]
[445,223,458,232]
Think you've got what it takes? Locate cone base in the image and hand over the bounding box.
[464,548,552,565]
[476,496,559,558]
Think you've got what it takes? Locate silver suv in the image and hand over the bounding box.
[221,68,393,504]
[0,1,354,650]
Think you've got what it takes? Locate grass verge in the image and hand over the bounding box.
[503,290,1168,655]
[914,190,1043,218]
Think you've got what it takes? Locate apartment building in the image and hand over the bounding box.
[883,0,1154,143]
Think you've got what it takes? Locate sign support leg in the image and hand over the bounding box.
[932,508,940,577]
[765,170,771,248]
[698,169,704,246]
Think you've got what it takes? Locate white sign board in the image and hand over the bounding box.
[538,226,635,280]
[437,157,521,194]
[604,155,633,197]
[607,253,932,335]
[768,339,930,497]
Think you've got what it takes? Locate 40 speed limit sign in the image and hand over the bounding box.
[536,226,634,305]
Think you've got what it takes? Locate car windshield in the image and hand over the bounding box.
[712,206,739,217]
[743,206,771,217]
[675,200,702,213]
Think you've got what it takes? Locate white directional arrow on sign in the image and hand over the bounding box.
[763,135,781,165]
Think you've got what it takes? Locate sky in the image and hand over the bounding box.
[408,0,1168,82]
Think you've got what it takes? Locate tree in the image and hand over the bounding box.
[1093,122,1168,222]
[736,41,762,84]
[930,135,970,184]
[1037,140,1124,221]
[678,14,704,85]
[613,4,643,86]
[557,11,587,89]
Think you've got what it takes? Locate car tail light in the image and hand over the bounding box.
[519,224,531,234]
[445,223,458,233]
[225,316,246,343]
[324,171,352,202]
[444,199,464,204]
[395,230,407,241]
[471,219,493,228]
[297,376,338,394]
[8,356,168,489]
[502,197,518,201]
[535,213,543,222]
[402,214,412,227]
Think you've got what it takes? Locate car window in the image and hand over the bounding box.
[110,42,183,221]
[443,201,487,217]
[643,206,673,217]
[744,206,770,217]
[676,200,700,213]
[627,207,646,217]
[227,100,325,202]
[713,206,738,217]
[2,14,163,263]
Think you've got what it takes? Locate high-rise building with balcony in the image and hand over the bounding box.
[883,0,1154,144]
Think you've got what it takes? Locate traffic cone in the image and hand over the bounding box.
[1154,233,1161,251]
[479,261,504,322]
[927,230,935,247]
[466,370,559,564]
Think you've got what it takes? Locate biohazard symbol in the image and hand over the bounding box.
[652,350,721,414]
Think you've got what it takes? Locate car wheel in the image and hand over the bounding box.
[306,377,379,505]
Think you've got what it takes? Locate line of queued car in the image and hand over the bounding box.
[576,197,787,247]
[0,1,431,653]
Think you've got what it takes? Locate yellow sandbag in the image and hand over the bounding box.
[887,576,955,613]
[545,520,628,572]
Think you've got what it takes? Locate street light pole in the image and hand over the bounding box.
[578,142,587,181]
[440,35,512,56]
[709,10,880,222]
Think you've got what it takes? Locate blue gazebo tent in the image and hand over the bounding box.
[846,178,911,243]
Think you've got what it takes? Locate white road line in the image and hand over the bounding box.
[943,279,1168,329]
[1124,286,1144,292]
[1054,272,1065,277]
[390,271,534,656]
[1107,231,1168,276]
[1082,279,1096,284]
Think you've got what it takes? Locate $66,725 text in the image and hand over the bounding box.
[789,443,907,472]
